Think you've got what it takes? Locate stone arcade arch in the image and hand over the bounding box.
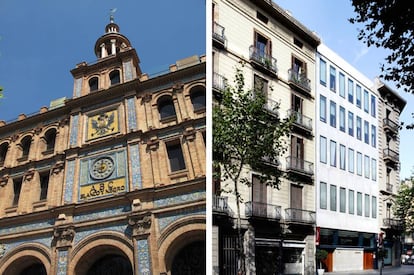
[70,231,134,275]
[0,243,51,275]
[158,216,206,275]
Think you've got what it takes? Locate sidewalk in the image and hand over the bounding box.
[325,265,414,275]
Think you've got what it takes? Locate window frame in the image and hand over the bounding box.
[339,144,346,170]
[320,182,327,209]
[320,58,327,86]
[330,140,337,167]
[320,136,327,164]
[330,100,336,128]
[348,78,354,103]
[340,187,346,213]
[356,84,362,108]
[320,95,327,122]
[339,106,345,132]
[339,72,345,98]
[348,148,355,173]
[166,141,186,172]
[348,111,354,136]
[349,189,355,214]
[329,65,336,92]
[330,184,337,211]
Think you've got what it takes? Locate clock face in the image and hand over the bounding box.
[90,156,115,180]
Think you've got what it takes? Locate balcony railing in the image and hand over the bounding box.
[213,22,226,47]
[383,218,403,230]
[288,69,311,93]
[383,118,399,134]
[285,208,316,224]
[213,72,227,92]
[213,195,230,214]
[264,98,279,116]
[245,201,282,220]
[383,148,399,163]
[249,45,278,76]
[287,109,313,131]
[286,156,314,175]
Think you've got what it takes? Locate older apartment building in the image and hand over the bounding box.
[213,0,320,274]
[375,78,406,267]
[0,17,206,275]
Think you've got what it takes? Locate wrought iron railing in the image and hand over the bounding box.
[383,218,403,229]
[213,195,229,214]
[264,98,279,116]
[249,45,278,74]
[287,109,312,131]
[213,72,227,91]
[288,69,311,92]
[286,156,314,175]
[285,208,316,224]
[245,201,282,220]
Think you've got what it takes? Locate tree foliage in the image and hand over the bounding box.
[213,63,292,274]
[349,1,414,93]
[394,180,414,233]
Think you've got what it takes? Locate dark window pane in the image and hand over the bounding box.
[167,143,186,172]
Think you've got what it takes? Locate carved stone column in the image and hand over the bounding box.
[128,212,153,275]
[53,225,75,275]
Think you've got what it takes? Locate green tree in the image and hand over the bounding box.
[349,1,414,94]
[213,64,292,274]
[394,179,414,233]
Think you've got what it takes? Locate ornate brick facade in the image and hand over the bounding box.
[0,17,205,275]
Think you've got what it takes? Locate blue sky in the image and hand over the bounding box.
[276,0,414,180]
[0,0,205,119]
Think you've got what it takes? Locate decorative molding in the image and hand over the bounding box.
[158,207,205,232]
[53,226,75,248]
[0,243,5,258]
[172,82,184,93]
[154,190,205,208]
[24,169,35,181]
[142,93,152,103]
[52,161,65,174]
[59,118,69,128]
[128,213,152,237]
[147,136,159,151]
[11,134,19,143]
[0,175,9,187]
[183,127,196,141]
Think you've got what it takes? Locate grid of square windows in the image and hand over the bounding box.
[320,182,377,219]
[319,135,377,181]
[319,57,376,119]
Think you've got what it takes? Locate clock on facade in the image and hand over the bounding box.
[90,156,115,180]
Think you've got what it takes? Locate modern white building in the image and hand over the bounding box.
[315,44,379,272]
[213,0,320,274]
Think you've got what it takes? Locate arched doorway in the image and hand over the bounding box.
[171,241,205,275]
[20,263,47,275]
[86,254,132,275]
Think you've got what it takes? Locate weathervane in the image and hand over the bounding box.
[109,8,117,23]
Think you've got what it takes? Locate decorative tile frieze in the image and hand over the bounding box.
[56,249,69,275]
[69,114,79,147]
[157,207,205,232]
[74,78,82,98]
[0,220,54,236]
[64,160,75,203]
[154,190,205,208]
[129,144,142,189]
[127,97,138,132]
[136,238,152,275]
[74,224,129,245]
[123,60,134,81]
[74,205,131,223]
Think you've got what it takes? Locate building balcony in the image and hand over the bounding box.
[383,118,399,137]
[383,148,399,168]
[213,22,226,49]
[245,201,282,220]
[287,109,313,136]
[286,156,314,181]
[288,69,311,96]
[383,218,403,231]
[285,208,316,225]
[249,45,278,77]
[264,98,279,117]
[213,195,230,215]
[213,72,227,92]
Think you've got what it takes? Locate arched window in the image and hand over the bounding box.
[190,86,206,111]
[44,128,57,152]
[89,77,99,92]
[20,136,32,159]
[158,95,176,120]
[110,70,120,86]
[0,142,8,165]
